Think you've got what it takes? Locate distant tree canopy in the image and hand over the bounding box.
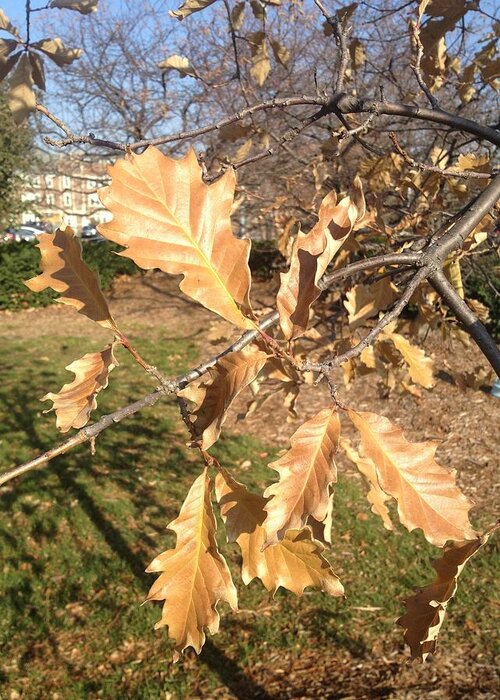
[0,92,33,229]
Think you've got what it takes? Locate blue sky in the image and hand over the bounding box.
[1,1,179,27]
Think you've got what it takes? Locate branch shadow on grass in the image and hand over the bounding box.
[0,378,276,700]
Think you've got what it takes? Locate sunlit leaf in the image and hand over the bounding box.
[216,470,344,596]
[25,226,117,330]
[179,343,269,450]
[99,147,254,329]
[264,407,340,544]
[278,180,364,340]
[348,410,476,546]
[146,468,237,661]
[43,344,118,432]
[31,38,82,67]
[170,0,218,21]
[49,0,99,13]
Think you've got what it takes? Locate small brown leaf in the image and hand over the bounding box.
[0,10,22,39]
[146,468,237,661]
[43,344,118,432]
[382,328,435,389]
[277,181,365,340]
[231,2,245,30]
[29,52,46,91]
[398,527,498,661]
[270,39,290,67]
[179,343,269,450]
[264,406,340,544]
[7,53,36,124]
[348,410,476,546]
[31,38,82,67]
[49,0,99,13]
[344,278,397,330]
[215,470,344,596]
[170,0,218,21]
[157,54,196,78]
[0,39,21,82]
[25,226,117,330]
[249,31,271,86]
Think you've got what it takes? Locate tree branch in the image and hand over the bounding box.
[0,253,419,488]
[429,270,500,376]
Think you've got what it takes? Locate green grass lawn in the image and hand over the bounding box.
[0,326,498,698]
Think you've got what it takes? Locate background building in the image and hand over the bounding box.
[21,154,113,231]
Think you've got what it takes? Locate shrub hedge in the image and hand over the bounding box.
[0,241,138,311]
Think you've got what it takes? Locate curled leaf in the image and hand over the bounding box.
[249,31,271,86]
[49,0,99,13]
[7,54,36,124]
[157,54,196,78]
[0,10,21,39]
[179,342,269,450]
[170,0,218,21]
[43,344,118,432]
[398,528,497,661]
[99,147,254,329]
[277,181,365,340]
[31,38,82,67]
[146,469,237,661]
[348,410,476,546]
[25,226,117,330]
[264,406,340,545]
[216,470,344,596]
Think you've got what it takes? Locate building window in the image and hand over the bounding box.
[32,176,41,187]
[45,175,54,188]
[63,192,72,207]
[46,194,55,206]
[63,175,72,189]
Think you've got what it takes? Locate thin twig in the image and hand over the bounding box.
[389,131,492,180]
[303,266,430,372]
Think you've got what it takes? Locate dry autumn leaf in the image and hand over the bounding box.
[249,32,271,86]
[25,226,117,331]
[340,437,393,530]
[398,527,498,661]
[344,277,397,330]
[170,0,218,21]
[0,38,21,82]
[348,410,476,546]
[43,344,118,432]
[179,342,269,450]
[215,470,344,596]
[0,9,21,39]
[31,38,82,67]
[7,53,36,124]
[146,468,237,661]
[277,180,365,340]
[99,147,254,329]
[263,406,340,545]
[157,54,196,78]
[49,0,99,13]
[381,326,435,389]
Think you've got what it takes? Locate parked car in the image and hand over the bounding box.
[13,226,45,243]
[80,224,105,243]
